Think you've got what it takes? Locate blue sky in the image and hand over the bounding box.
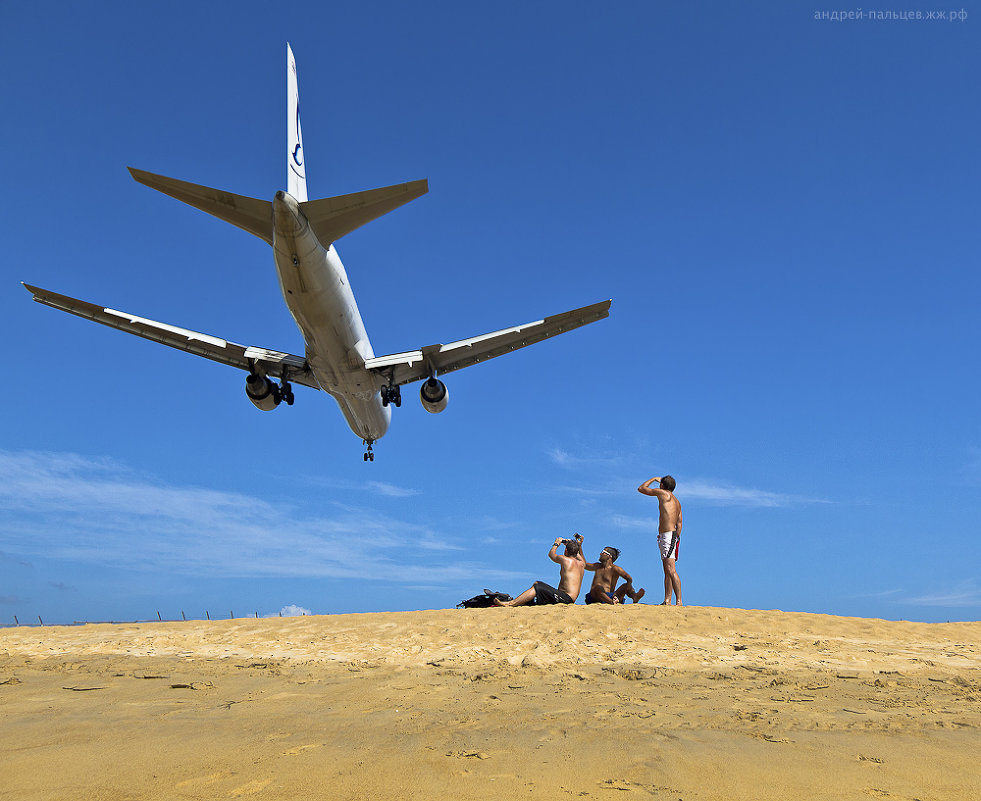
[2,2,979,624]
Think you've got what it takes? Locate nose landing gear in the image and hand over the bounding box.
[363,440,375,462]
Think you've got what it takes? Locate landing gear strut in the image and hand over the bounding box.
[363,440,375,462]
[380,384,401,408]
[279,377,295,406]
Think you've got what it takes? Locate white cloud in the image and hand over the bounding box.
[367,480,421,498]
[610,514,659,530]
[265,604,312,618]
[291,474,420,498]
[905,581,981,608]
[470,516,518,532]
[0,449,519,586]
[845,588,903,600]
[554,476,827,508]
[680,479,828,508]
[547,447,624,469]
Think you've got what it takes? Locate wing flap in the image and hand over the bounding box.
[300,179,428,246]
[23,284,318,388]
[365,299,611,386]
[128,168,274,244]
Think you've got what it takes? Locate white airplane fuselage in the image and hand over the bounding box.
[271,190,390,442]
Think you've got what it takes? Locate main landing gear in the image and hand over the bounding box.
[279,377,295,406]
[363,440,375,462]
[380,384,401,407]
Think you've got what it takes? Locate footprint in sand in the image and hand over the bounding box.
[229,778,273,796]
[281,743,324,756]
[599,778,640,791]
[174,771,233,789]
[445,750,489,760]
[760,734,794,744]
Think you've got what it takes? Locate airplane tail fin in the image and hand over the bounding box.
[128,46,427,248]
[287,43,308,203]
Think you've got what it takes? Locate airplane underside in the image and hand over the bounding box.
[22,44,611,462]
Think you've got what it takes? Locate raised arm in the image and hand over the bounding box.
[638,477,667,498]
[547,538,564,564]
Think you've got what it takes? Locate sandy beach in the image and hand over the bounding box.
[1,605,979,800]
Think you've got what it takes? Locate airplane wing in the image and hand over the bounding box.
[363,299,611,386]
[22,284,319,389]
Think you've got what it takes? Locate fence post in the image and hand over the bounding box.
[157,611,162,621]
[13,615,18,626]
[38,616,44,626]
[206,610,210,620]
[181,611,186,621]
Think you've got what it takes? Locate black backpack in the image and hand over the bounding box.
[457,589,512,608]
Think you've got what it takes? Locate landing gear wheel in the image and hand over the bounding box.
[381,385,401,408]
[363,440,375,462]
[279,378,295,406]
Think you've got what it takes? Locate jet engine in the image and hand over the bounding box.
[246,373,281,411]
[419,377,449,414]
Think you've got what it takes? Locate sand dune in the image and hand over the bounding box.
[2,605,979,800]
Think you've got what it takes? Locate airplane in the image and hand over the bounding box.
[23,45,611,461]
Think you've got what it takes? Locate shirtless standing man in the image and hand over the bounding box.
[638,475,683,606]
[493,535,587,606]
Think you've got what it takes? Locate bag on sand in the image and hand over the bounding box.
[457,589,512,608]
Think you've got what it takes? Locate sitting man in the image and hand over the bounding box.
[582,546,645,605]
[493,535,586,606]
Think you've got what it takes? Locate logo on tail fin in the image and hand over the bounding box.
[291,106,304,170]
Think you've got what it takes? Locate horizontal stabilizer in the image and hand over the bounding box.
[129,168,274,244]
[300,179,428,246]
[22,283,318,388]
[365,299,611,387]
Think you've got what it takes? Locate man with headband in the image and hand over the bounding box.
[583,546,645,604]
